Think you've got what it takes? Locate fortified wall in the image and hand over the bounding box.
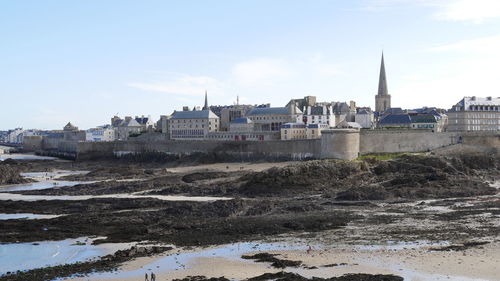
[26,130,500,161]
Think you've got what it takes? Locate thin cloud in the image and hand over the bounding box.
[433,0,500,23]
[362,0,500,23]
[429,35,500,53]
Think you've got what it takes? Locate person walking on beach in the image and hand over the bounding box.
[151,272,156,281]
[145,272,149,281]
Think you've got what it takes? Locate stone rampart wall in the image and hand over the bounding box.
[33,130,500,161]
[359,130,459,154]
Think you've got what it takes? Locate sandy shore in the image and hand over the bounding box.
[69,241,500,281]
[167,161,297,174]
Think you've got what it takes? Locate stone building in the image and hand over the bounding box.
[280,123,329,140]
[355,108,374,128]
[63,122,86,141]
[409,114,438,131]
[375,53,391,113]
[306,123,330,139]
[86,126,116,142]
[169,93,220,140]
[157,115,171,139]
[378,114,412,129]
[448,96,500,131]
[280,123,307,140]
[112,117,144,140]
[134,115,156,130]
[246,105,302,131]
[229,117,254,132]
[332,101,356,125]
[169,110,220,139]
[219,105,255,131]
[302,104,335,126]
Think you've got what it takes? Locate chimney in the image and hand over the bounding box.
[182,106,189,111]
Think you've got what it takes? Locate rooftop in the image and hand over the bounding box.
[247,107,290,116]
[171,109,219,119]
[230,117,253,124]
[379,114,412,124]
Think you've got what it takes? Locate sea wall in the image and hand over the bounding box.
[29,130,500,161]
[359,130,459,154]
[76,139,321,161]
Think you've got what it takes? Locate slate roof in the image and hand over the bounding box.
[379,114,411,124]
[332,102,350,114]
[135,117,150,125]
[171,110,219,119]
[357,109,370,115]
[230,117,253,124]
[246,107,290,116]
[309,106,331,115]
[410,114,437,123]
[383,108,405,115]
[64,122,78,131]
[119,118,142,127]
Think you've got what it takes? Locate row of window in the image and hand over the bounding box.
[466,125,500,131]
[209,134,266,139]
[468,105,500,111]
[175,119,217,124]
[171,130,204,137]
[249,116,288,121]
[466,120,500,125]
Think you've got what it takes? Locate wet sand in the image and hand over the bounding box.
[167,161,298,173]
[69,241,500,281]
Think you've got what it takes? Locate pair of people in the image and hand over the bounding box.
[145,272,156,281]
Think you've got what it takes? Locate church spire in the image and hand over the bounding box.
[378,52,388,96]
[203,90,208,110]
[375,52,391,113]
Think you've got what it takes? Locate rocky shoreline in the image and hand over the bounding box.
[0,151,498,280]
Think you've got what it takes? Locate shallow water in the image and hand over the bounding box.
[0,238,132,275]
[0,180,91,192]
[0,153,57,161]
[85,241,304,280]
[0,193,232,202]
[0,213,62,220]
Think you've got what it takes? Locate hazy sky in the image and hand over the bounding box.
[2,0,500,130]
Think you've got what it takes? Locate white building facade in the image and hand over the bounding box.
[86,126,116,142]
[448,96,500,132]
[169,109,220,140]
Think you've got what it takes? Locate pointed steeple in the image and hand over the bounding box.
[203,90,209,110]
[378,52,388,96]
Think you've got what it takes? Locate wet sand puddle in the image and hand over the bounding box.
[0,237,134,275]
[0,171,92,192]
[0,193,232,202]
[0,213,62,220]
[72,240,495,281]
[352,241,494,281]
[79,241,305,280]
[0,153,58,161]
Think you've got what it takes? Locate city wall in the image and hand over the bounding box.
[76,139,321,161]
[29,130,500,161]
[359,130,460,154]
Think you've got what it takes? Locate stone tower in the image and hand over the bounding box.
[375,53,391,113]
[202,90,209,110]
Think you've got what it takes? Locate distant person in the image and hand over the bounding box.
[151,272,156,281]
[145,273,149,281]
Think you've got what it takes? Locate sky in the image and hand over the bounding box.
[1,0,500,130]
